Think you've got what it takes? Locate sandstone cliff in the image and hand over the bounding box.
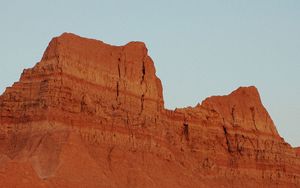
[0,33,299,188]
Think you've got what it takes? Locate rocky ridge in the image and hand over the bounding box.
[0,33,299,188]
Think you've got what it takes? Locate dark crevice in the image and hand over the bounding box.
[141,61,145,84]
[223,125,233,153]
[116,82,119,98]
[183,122,189,141]
[139,58,146,115]
[231,105,236,125]
[140,94,145,114]
[116,61,121,102]
[117,63,121,78]
[250,107,258,131]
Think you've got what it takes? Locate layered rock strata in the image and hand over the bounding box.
[0,33,299,188]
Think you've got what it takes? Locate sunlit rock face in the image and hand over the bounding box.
[296,147,300,157]
[0,33,299,188]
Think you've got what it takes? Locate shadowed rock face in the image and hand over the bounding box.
[0,33,299,188]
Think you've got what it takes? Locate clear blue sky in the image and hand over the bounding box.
[0,1,299,146]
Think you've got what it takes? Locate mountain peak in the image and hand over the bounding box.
[231,86,260,97]
[201,86,278,136]
[41,33,147,62]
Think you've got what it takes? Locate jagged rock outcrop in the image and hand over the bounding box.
[0,33,299,188]
[201,86,279,135]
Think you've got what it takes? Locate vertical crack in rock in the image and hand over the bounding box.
[140,94,145,114]
[117,62,121,78]
[141,60,146,84]
[139,56,147,115]
[116,60,121,102]
[250,107,258,131]
[116,82,119,98]
[107,145,115,172]
[223,126,232,153]
[222,118,233,153]
[231,105,236,126]
[183,122,189,142]
[80,95,86,113]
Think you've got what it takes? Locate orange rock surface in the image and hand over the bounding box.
[296,147,300,157]
[0,33,299,188]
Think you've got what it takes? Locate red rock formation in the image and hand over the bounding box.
[296,147,300,157]
[0,33,299,188]
[201,86,279,135]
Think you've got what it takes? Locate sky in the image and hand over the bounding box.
[0,0,299,146]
